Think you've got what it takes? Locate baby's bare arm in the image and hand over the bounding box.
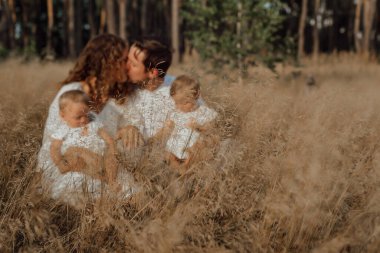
[64,147,105,180]
[50,139,73,174]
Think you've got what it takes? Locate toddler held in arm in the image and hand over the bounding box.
[49,90,118,187]
[165,75,217,170]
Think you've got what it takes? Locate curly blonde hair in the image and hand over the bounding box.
[58,90,90,112]
[62,34,132,111]
[170,75,200,99]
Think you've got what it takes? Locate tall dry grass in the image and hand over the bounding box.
[0,57,379,252]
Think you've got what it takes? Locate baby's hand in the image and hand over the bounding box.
[165,120,174,129]
[64,147,87,171]
[186,118,197,129]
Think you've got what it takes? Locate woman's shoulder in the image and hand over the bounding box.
[57,82,83,95]
[155,85,171,97]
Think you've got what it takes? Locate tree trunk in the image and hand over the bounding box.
[106,0,116,34]
[119,0,127,40]
[21,2,29,50]
[74,0,83,54]
[130,0,138,37]
[363,0,377,59]
[7,0,16,49]
[66,0,75,58]
[87,0,97,39]
[0,0,10,48]
[61,0,68,57]
[171,0,180,64]
[347,0,355,51]
[354,0,363,53]
[46,0,54,58]
[298,0,308,61]
[35,0,45,55]
[328,0,336,53]
[140,0,148,35]
[312,0,320,61]
[99,1,106,34]
[163,0,171,41]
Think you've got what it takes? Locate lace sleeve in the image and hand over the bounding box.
[51,125,69,140]
[196,106,218,125]
[119,99,144,133]
[88,116,104,133]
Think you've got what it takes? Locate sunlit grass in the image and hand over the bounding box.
[0,56,379,252]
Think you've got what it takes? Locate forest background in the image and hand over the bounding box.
[0,0,380,65]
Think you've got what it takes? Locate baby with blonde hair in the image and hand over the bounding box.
[50,90,118,186]
[165,75,217,169]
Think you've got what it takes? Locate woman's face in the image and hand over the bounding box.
[113,48,129,83]
[126,45,150,83]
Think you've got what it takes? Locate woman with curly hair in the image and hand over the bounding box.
[38,34,136,204]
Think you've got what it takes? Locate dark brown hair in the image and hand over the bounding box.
[62,34,131,110]
[132,38,172,78]
[170,75,200,99]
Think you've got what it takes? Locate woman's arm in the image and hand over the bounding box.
[98,128,118,184]
[98,128,115,150]
[116,125,145,150]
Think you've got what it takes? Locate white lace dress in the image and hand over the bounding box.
[51,118,106,155]
[166,105,217,159]
[38,83,136,203]
[125,85,175,139]
[98,98,144,138]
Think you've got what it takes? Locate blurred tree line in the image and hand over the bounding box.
[0,0,379,66]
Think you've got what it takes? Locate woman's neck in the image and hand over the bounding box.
[144,78,164,91]
[81,81,91,96]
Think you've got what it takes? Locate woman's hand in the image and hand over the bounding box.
[116,125,145,151]
[186,118,197,130]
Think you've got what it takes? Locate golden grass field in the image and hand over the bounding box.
[0,56,379,252]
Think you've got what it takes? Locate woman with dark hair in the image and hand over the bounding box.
[38,34,136,204]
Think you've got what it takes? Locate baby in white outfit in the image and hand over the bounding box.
[50,90,118,186]
[165,75,217,169]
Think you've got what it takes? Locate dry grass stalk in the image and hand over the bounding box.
[0,56,379,252]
